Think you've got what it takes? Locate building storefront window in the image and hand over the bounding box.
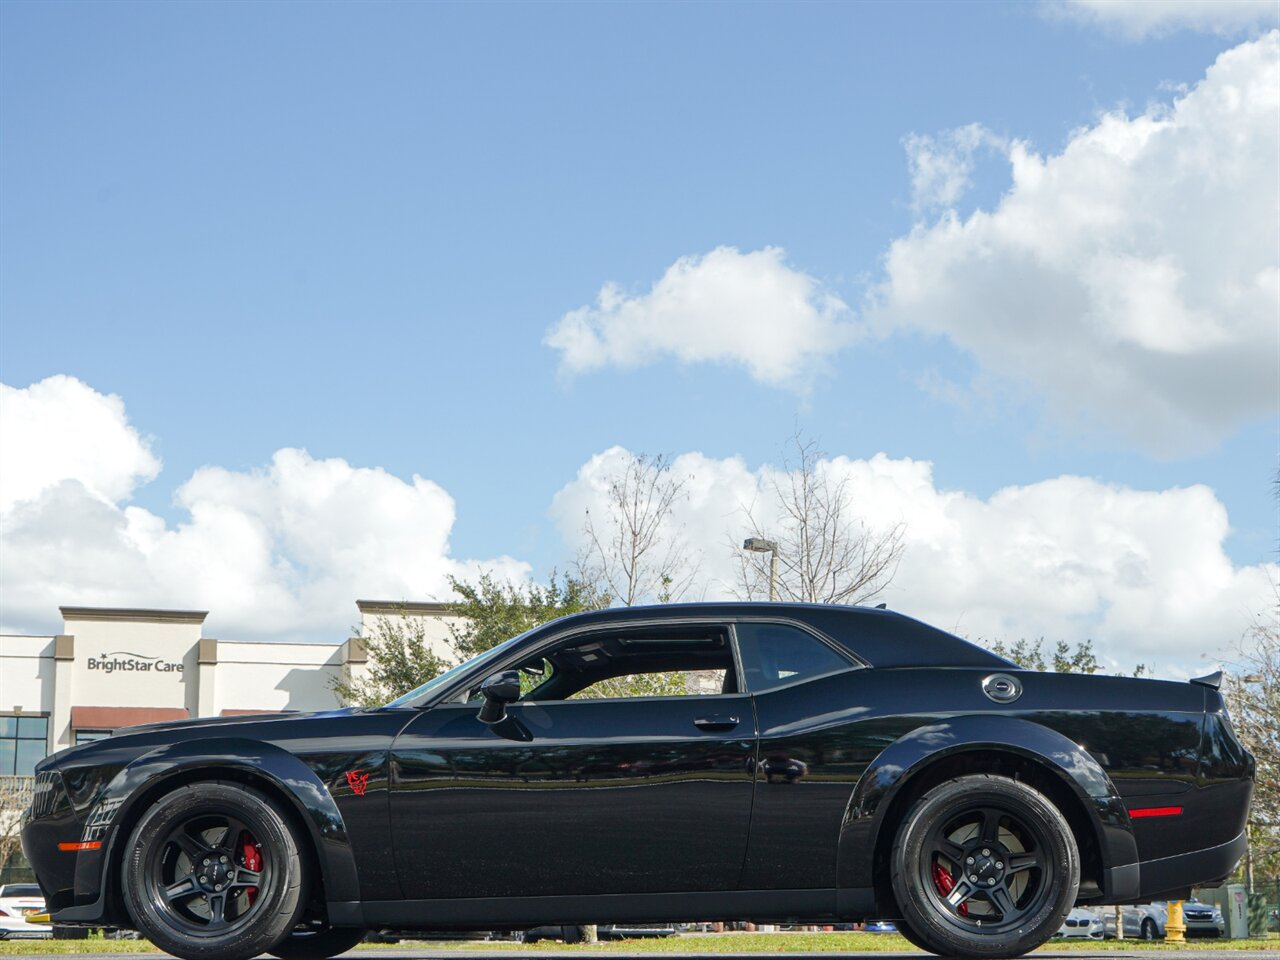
[0,715,47,776]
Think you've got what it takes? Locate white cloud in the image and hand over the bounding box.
[0,375,160,511]
[1047,0,1280,39]
[545,246,858,389]
[552,446,1276,674]
[904,124,1005,214]
[873,33,1280,455]
[0,376,527,640]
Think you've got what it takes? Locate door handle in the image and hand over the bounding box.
[694,715,740,731]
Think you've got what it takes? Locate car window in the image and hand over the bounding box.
[517,625,738,701]
[571,668,727,700]
[735,622,854,693]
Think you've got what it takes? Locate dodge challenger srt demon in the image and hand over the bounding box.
[22,603,1254,960]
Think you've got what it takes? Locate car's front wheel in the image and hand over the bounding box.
[1141,918,1158,940]
[269,926,366,959]
[890,774,1079,959]
[121,781,307,960]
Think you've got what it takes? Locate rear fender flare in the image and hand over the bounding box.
[837,715,1136,890]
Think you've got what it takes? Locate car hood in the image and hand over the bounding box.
[122,706,360,736]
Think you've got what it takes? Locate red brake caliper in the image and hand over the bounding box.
[933,860,969,917]
[241,834,262,907]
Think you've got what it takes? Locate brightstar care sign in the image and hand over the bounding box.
[87,651,184,674]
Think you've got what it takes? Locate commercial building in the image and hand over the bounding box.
[0,601,460,882]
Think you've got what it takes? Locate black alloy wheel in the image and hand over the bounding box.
[890,774,1079,959]
[122,782,306,960]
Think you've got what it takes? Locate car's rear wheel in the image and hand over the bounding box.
[122,781,306,960]
[269,926,366,959]
[890,774,1079,959]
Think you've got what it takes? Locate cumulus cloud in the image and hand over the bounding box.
[904,124,1005,214]
[873,33,1280,455]
[0,376,527,639]
[0,375,160,511]
[1046,0,1280,39]
[544,246,858,389]
[552,446,1275,674]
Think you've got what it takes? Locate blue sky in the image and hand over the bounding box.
[1,0,1276,669]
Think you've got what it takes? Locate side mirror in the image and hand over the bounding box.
[478,670,522,724]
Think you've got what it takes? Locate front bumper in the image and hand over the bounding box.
[20,770,119,923]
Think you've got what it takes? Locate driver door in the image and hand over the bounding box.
[388,621,757,900]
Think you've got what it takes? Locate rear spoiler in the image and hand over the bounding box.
[1190,670,1223,690]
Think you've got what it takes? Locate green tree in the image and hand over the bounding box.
[446,570,610,660]
[985,637,1101,674]
[1226,595,1280,885]
[329,607,454,708]
[330,571,610,707]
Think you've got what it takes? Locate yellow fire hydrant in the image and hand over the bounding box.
[1166,900,1186,943]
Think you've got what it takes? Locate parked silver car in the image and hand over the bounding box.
[1102,899,1226,940]
[1103,903,1166,940]
[1181,900,1226,938]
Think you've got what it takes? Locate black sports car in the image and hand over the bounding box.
[22,603,1253,960]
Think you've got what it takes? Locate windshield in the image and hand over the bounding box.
[382,628,537,708]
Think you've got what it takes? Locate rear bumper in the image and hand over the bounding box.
[1101,828,1247,904]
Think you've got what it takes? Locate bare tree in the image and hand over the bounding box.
[1226,589,1280,886]
[0,776,34,882]
[735,433,905,604]
[577,453,699,606]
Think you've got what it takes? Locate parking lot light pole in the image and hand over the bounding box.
[743,537,779,601]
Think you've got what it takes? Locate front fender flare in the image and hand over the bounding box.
[836,715,1136,894]
[63,737,358,923]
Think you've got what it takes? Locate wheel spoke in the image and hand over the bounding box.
[230,868,262,888]
[162,874,199,903]
[936,837,966,865]
[1006,852,1038,876]
[989,882,1018,918]
[978,808,1001,844]
[205,892,229,930]
[945,877,977,910]
[221,816,249,850]
[171,825,213,861]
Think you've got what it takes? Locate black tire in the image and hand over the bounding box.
[890,774,1079,959]
[121,781,307,960]
[269,926,365,960]
[1141,918,1157,941]
[891,916,935,952]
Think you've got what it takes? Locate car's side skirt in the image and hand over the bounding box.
[333,888,877,930]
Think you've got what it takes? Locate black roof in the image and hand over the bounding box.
[542,602,1010,670]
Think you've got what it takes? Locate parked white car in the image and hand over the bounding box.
[1057,907,1104,939]
[0,884,51,940]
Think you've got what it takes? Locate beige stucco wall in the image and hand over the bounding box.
[0,636,54,714]
[63,616,202,716]
[212,641,353,713]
